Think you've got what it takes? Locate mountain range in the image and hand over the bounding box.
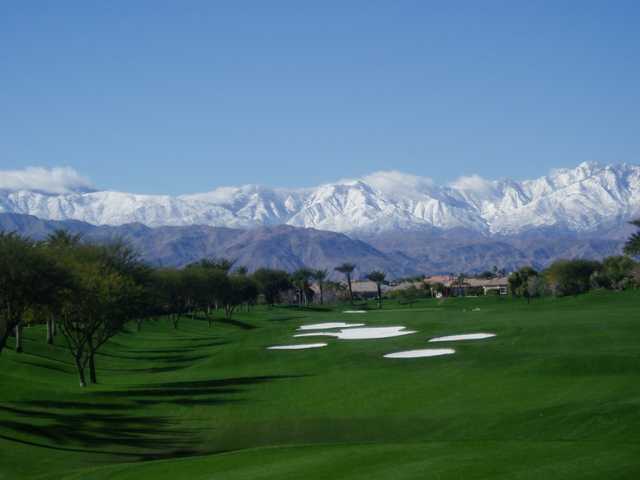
[0,162,637,276]
[0,212,627,278]
[1,162,638,235]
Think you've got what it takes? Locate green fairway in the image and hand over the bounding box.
[1,291,640,479]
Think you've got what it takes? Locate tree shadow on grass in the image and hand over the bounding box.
[267,315,306,322]
[94,375,306,406]
[279,305,334,313]
[0,404,197,455]
[0,375,307,460]
[214,317,257,330]
[11,359,73,374]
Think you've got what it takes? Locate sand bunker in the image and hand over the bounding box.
[298,322,365,330]
[429,333,496,342]
[384,348,455,358]
[343,310,367,314]
[267,343,328,350]
[295,326,416,340]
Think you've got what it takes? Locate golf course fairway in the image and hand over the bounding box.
[1,291,639,479]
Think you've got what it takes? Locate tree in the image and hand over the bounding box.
[220,275,258,320]
[291,268,314,306]
[55,241,146,386]
[190,257,236,273]
[527,275,547,299]
[366,271,386,309]
[545,259,600,296]
[335,263,356,304]
[399,285,420,307]
[453,273,466,297]
[623,219,640,258]
[253,268,291,306]
[312,269,328,305]
[508,266,538,302]
[591,256,636,290]
[0,233,70,355]
[153,268,186,329]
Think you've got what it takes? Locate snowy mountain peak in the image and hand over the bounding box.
[0,163,638,235]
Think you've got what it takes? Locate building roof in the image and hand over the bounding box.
[424,275,455,285]
[463,277,510,287]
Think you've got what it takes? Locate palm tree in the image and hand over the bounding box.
[335,263,356,304]
[46,229,83,248]
[312,269,328,305]
[292,268,313,306]
[624,219,640,258]
[366,270,386,309]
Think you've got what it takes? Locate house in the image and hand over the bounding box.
[350,280,388,299]
[464,277,509,295]
[423,275,509,296]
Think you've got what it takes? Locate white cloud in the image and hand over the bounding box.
[361,170,435,195]
[0,166,93,194]
[449,174,496,195]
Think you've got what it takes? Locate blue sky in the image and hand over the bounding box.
[2,1,639,194]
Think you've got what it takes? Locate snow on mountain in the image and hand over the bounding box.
[0,162,638,235]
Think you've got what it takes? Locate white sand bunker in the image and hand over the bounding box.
[343,310,367,314]
[298,322,365,330]
[384,348,455,359]
[429,333,496,342]
[295,326,416,340]
[267,343,328,350]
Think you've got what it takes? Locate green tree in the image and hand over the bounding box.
[623,219,640,258]
[55,241,146,386]
[220,275,258,319]
[335,263,356,304]
[0,233,70,354]
[253,268,291,306]
[292,268,314,306]
[545,259,600,296]
[508,266,538,302]
[366,270,386,309]
[312,269,329,305]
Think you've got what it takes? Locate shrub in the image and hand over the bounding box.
[545,259,601,296]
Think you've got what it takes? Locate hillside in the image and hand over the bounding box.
[0,213,628,276]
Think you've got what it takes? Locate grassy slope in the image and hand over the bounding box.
[1,291,639,479]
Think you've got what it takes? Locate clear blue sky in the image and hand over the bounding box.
[2,1,639,194]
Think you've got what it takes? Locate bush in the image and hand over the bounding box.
[545,259,601,296]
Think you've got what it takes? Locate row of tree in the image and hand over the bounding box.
[508,220,640,300]
[0,232,283,386]
[509,255,639,301]
[0,232,389,387]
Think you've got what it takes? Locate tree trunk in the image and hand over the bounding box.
[89,353,97,384]
[347,275,353,304]
[377,284,382,309]
[75,356,87,388]
[15,323,23,353]
[0,329,9,355]
[136,319,142,332]
[52,317,57,336]
[208,316,212,328]
[46,317,54,344]
[319,285,324,305]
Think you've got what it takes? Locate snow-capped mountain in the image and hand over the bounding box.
[1,162,639,235]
